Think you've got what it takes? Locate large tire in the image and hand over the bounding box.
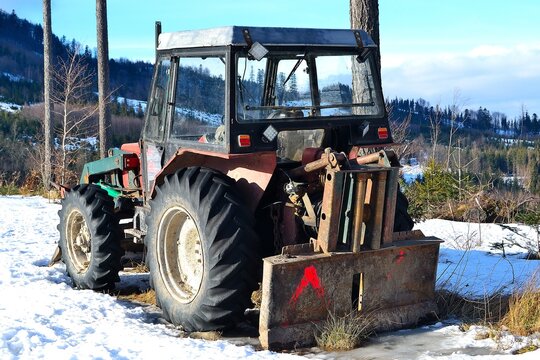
[146,167,259,331]
[394,189,414,232]
[58,184,124,290]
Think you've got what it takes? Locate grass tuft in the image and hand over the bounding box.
[315,311,373,351]
[500,272,540,336]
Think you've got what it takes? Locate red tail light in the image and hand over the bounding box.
[238,135,251,147]
[123,154,140,170]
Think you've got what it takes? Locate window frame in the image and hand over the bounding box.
[164,48,231,153]
[142,57,173,142]
[234,48,385,123]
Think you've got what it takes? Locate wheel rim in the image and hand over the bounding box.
[65,209,91,273]
[157,206,204,303]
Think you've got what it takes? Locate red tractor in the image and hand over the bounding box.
[54,24,441,349]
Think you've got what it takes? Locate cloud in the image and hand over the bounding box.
[381,43,540,117]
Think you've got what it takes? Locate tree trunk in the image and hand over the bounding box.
[349,0,382,116]
[350,0,381,73]
[96,0,111,159]
[42,0,53,189]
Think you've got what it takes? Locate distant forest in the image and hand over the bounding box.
[0,9,153,105]
[1,8,538,139]
[1,8,539,196]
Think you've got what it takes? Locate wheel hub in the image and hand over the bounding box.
[158,206,204,303]
[66,209,91,273]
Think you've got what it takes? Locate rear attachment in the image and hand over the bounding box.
[259,165,442,350]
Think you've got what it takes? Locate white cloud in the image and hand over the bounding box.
[468,45,510,58]
[381,43,540,117]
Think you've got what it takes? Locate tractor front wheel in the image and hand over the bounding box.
[58,184,124,290]
[146,167,259,331]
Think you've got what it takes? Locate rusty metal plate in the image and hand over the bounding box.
[259,238,442,350]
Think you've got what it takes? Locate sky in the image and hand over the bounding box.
[2,0,540,118]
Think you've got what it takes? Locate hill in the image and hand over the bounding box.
[0,9,152,106]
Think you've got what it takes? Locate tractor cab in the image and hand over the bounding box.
[142,26,392,194]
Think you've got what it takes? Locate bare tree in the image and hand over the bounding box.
[96,0,111,159]
[42,0,53,189]
[51,48,98,184]
[445,89,469,169]
[388,106,416,161]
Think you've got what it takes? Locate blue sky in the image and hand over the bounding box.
[2,0,540,118]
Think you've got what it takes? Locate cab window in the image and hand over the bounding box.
[170,56,226,144]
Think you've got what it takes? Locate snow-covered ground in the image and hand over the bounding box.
[0,196,297,360]
[416,219,540,297]
[0,100,21,113]
[1,72,27,83]
[115,96,147,113]
[401,164,424,183]
[1,196,539,359]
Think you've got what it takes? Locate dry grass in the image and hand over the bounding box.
[436,270,540,344]
[188,331,222,341]
[436,289,509,325]
[500,272,540,336]
[314,311,374,351]
[251,287,262,309]
[122,261,149,273]
[117,289,157,306]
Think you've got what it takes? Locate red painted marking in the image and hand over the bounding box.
[386,272,392,280]
[395,250,406,264]
[289,265,325,305]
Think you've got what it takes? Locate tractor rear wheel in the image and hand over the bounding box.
[58,184,124,290]
[146,167,259,331]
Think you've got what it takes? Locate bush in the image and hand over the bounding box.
[405,160,466,220]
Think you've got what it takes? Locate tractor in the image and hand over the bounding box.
[54,24,441,349]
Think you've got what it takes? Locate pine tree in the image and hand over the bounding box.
[288,73,299,101]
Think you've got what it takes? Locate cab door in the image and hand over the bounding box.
[141,58,173,199]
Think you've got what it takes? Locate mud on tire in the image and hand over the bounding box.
[58,184,124,290]
[146,167,259,331]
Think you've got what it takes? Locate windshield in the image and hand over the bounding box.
[236,51,384,122]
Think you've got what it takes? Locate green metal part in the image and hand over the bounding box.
[96,181,122,198]
[79,148,130,185]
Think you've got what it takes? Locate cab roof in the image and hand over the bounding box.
[157,26,377,51]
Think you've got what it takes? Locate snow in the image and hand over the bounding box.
[416,219,540,297]
[0,100,21,113]
[0,196,298,360]
[0,196,539,359]
[1,72,26,82]
[113,96,224,127]
[115,96,147,113]
[54,136,98,151]
[401,164,423,183]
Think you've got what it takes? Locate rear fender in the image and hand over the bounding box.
[151,149,276,212]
